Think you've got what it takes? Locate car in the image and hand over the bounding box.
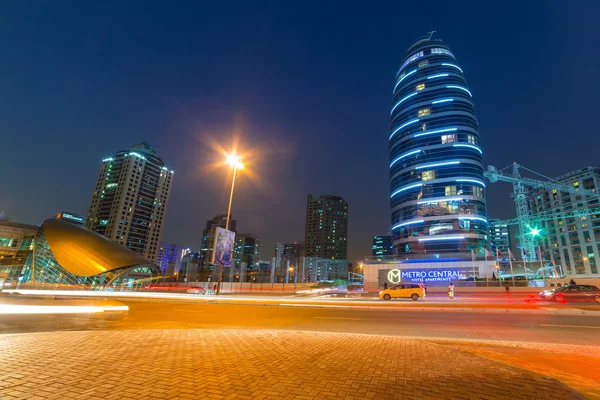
[379,283,425,301]
[540,285,600,303]
[186,287,206,295]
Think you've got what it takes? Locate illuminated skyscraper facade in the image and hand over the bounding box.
[389,36,487,255]
[84,142,174,262]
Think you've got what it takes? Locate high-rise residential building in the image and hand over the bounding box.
[233,233,261,270]
[488,220,511,258]
[84,142,174,262]
[389,35,487,256]
[304,195,348,259]
[528,167,600,277]
[200,213,237,269]
[372,234,393,259]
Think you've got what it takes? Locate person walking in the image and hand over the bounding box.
[383,282,388,290]
[422,281,428,296]
[213,283,217,295]
[504,283,510,296]
[448,282,455,300]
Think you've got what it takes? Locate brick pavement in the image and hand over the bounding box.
[0,330,585,400]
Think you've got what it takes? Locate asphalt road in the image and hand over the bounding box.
[4,300,600,346]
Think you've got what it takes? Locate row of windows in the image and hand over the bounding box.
[391,182,485,209]
[392,101,476,129]
[390,163,483,191]
[390,144,482,175]
[394,236,485,255]
[392,198,487,224]
[393,75,469,103]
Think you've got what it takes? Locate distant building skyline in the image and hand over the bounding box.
[488,220,510,259]
[372,234,393,259]
[83,142,174,262]
[233,233,261,270]
[304,195,348,260]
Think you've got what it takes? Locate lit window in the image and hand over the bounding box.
[431,48,453,56]
[473,187,484,197]
[441,134,457,144]
[445,186,457,196]
[573,182,580,187]
[467,135,477,144]
[418,60,429,67]
[422,170,436,181]
[421,123,427,131]
[416,83,425,91]
[418,108,430,117]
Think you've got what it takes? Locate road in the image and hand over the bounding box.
[4,299,600,346]
[3,297,600,398]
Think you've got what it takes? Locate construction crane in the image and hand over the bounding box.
[489,207,600,227]
[484,163,600,261]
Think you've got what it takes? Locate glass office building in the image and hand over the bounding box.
[389,36,487,255]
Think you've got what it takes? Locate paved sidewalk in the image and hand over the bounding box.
[0,330,585,400]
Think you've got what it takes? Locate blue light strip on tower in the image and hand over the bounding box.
[390,149,422,167]
[415,160,460,170]
[392,219,425,230]
[453,144,483,154]
[456,178,486,187]
[419,235,465,242]
[458,216,488,223]
[413,127,457,138]
[446,85,472,96]
[390,182,422,198]
[389,118,420,139]
[393,69,417,93]
[390,92,418,115]
[441,63,463,73]
[417,196,464,205]
[432,98,453,104]
[428,73,449,79]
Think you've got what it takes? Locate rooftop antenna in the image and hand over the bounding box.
[428,30,437,40]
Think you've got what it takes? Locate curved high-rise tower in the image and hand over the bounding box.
[389,36,487,255]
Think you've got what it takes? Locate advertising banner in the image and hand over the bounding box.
[212,227,235,267]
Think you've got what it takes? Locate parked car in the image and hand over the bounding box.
[540,285,600,303]
[379,283,425,301]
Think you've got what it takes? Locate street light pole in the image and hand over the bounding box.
[217,154,243,295]
[225,165,238,231]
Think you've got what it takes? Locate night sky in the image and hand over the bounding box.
[1,1,599,263]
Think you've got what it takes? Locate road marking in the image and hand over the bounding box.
[314,317,362,321]
[539,324,600,329]
[280,304,353,308]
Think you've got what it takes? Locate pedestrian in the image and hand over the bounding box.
[383,282,388,290]
[505,283,510,296]
[206,284,211,295]
[568,279,576,287]
[213,283,217,294]
[448,282,454,300]
[422,281,428,296]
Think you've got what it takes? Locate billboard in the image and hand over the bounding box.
[212,227,235,267]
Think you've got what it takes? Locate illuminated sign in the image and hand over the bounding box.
[387,269,402,284]
[57,212,84,224]
[401,269,463,282]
